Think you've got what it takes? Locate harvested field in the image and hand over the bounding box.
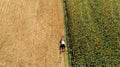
[0,0,68,67]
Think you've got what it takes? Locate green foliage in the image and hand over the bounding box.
[64,0,120,67]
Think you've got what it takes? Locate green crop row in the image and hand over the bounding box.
[64,0,120,67]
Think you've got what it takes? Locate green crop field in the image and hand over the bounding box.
[63,0,120,67]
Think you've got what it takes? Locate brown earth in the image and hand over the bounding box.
[0,0,68,67]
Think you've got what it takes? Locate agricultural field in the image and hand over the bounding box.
[0,0,68,67]
[64,0,120,67]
